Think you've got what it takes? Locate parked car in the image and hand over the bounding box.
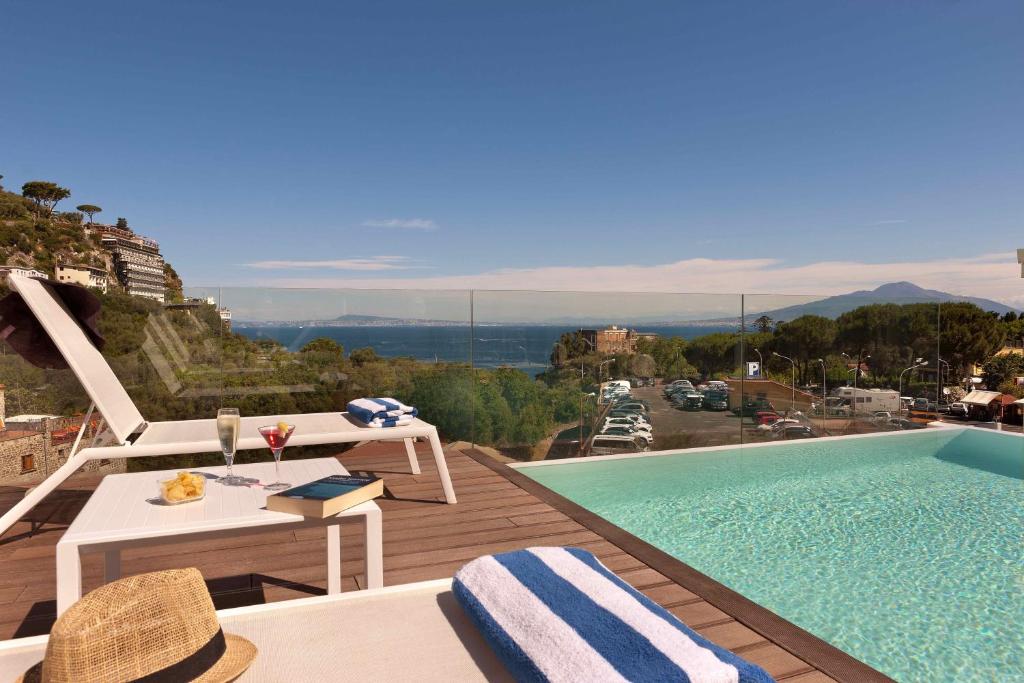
[680,392,703,411]
[871,411,893,422]
[758,418,800,432]
[887,418,926,430]
[604,416,652,431]
[589,434,649,456]
[732,400,775,417]
[614,402,649,413]
[774,425,815,439]
[599,426,653,445]
[755,411,782,425]
[702,392,729,410]
[607,410,648,423]
[948,402,968,418]
[613,397,650,409]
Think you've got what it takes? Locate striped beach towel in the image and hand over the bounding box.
[453,547,775,683]
[346,397,418,427]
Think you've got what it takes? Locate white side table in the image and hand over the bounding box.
[55,458,383,616]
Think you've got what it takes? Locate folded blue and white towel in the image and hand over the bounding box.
[453,547,774,683]
[347,397,418,426]
[363,416,415,429]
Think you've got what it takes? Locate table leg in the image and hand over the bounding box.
[403,438,421,475]
[104,549,121,583]
[327,523,341,594]
[56,543,82,617]
[365,508,383,589]
[427,428,457,504]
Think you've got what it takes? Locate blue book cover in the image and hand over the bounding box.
[280,475,379,500]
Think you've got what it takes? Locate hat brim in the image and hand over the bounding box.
[18,632,257,683]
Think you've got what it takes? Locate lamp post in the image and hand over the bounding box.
[898,358,928,425]
[841,352,869,413]
[752,347,763,377]
[599,358,616,383]
[772,352,796,412]
[578,333,596,455]
[817,358,827,412]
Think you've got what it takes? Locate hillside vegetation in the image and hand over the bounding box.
[0,176,181,300]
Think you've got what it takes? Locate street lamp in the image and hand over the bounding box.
[841,352,870,412]
[772,352,796,412]
[898,358,928,424]
[752,347,763,377]
[599,358,616,383]
[817,358,827,412]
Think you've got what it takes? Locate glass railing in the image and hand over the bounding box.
[1,282,1016,483]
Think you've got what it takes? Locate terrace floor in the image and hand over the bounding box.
[0,441,889,682]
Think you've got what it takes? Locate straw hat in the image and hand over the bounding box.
[19,568,256,682]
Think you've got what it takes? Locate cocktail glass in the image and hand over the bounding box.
[258,423,295,491]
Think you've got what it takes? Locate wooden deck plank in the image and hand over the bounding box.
[0,442,879,681]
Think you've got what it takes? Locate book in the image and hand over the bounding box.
[265,474,383,518]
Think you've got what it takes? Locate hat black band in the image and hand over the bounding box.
[130,628,227,683]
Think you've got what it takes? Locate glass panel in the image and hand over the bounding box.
[470,290,743,461]
[741,293,942,441]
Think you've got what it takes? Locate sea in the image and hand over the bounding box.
[235,324,736,377]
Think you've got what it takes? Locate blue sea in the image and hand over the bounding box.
[234,324,735,377]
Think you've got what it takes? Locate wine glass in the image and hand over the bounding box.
[216,408,244,486]
[258,423,295,491]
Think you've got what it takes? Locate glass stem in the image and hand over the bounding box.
[274,449,282,482]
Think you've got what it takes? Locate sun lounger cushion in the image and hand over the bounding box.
[453,547,775,683]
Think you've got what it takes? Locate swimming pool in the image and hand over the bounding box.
[516,428,1023,682]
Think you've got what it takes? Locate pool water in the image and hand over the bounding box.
[519,429,1023,682]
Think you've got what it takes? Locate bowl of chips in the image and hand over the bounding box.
[158,471,207,505]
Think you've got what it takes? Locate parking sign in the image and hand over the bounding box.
[747,361,761,378]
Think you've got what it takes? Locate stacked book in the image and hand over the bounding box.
[346,397,418,428]
[266,474,383,518]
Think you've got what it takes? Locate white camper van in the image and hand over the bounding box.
[832,387,901,414]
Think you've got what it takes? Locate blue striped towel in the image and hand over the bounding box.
[347,397,418,426]
[453,547,775,683]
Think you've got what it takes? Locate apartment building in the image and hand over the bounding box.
[54,264,109,293]
[101,233,166,302]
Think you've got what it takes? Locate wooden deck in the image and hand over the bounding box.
[0,442,889,682]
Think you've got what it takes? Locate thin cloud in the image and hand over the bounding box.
[869,219,908,225]
[362,218,437,230]
[259,252,1024,308]
[245,256,417,271]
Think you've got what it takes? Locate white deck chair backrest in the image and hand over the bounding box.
[9,276,146,443]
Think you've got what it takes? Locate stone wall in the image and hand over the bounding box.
[0,416,126,485]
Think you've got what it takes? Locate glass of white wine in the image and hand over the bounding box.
[216,408,244,486]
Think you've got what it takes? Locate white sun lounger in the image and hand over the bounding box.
[0,276,456,538]
[0,579,512,682]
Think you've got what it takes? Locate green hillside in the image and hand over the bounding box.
[0,176,180,300]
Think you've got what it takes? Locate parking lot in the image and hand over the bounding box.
[615,385,979,451]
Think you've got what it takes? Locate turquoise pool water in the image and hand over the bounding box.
[519,429,1023,682]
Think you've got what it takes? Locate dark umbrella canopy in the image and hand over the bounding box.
[0,278,106,369]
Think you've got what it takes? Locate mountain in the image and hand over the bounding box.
[754,282,1019,321]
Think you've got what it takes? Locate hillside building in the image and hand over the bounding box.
[100,233,166,302]
[0,266,48,282]
[54,264,109,293]
[581,326,658,354]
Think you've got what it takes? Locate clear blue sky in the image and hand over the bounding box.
[2,1,1022,292]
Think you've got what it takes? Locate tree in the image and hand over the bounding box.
[76,204,102,223]
[299,338,345,370]
[981,352,1024,391]
[772,315,837,384]
[116,217,129,229]
[753,315,775,333]
[349,346,381,365]
[629,353,657,378]
[21,180,71,216]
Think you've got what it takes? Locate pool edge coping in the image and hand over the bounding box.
[468,448,896,683]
